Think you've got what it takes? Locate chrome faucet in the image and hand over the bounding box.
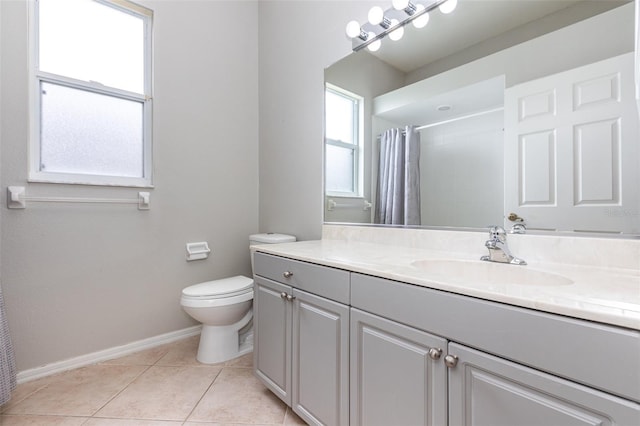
[480,226,526,265]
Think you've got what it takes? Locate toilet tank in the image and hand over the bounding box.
[249,233,296,274]
[249,233,296,245]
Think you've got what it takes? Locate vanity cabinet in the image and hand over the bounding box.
[253,253,350,425]
[350,308,447,426]
[448,342,640,425]
[253,276,291,402]
[254,252,640,425]
[351,272,640,426]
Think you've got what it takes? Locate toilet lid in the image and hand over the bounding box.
[182,276,253,299]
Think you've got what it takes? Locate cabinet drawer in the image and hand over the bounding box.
[351,273,640,403]
[254,252,350,304]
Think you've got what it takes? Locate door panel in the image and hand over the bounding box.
[350,308,447,426]
[253,277,292,405]
[505,53,639,233]
[448,342,640,426]
[292,289,349,425]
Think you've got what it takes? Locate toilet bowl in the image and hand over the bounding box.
[180,276,254,364]
[180,233,296,364]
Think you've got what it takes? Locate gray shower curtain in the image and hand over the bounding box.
[0,284,16,405]
[374,125,421,225]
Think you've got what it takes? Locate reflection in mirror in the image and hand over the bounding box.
[324,0,639,236]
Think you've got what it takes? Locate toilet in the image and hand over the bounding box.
[180,233,296,364]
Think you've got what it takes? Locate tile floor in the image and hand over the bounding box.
[0,336,306,425]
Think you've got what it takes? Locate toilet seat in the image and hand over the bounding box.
[182,276,253,299]
[180,276,254,308]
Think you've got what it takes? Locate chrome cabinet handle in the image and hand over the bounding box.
[283,271,294,278]
[428,348,443,360]
[444,354,459,368]
[279,292,296,302]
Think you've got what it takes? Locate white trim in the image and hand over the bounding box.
[325,84,364,197]
[100,0,153,18]
[635,0,639,111]
[16,325,202,384]
[28,0,153,188]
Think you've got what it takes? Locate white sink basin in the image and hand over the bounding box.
[410,259,573,287]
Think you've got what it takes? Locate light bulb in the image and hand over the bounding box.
[388,19,404,41]
[412,4,430,28]
[439,0,457,14]
[368,6,384,25]
[392,0,410,10]
[367,32,381,52]
[345,20,361,39]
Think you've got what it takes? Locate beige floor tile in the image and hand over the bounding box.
[83,419,181,425]
[187,368,286,425]
[101,345,170,366]
[183,423,282,426]
[155,336,214,367]
[3,365,146,417]
[94,365,221,421]
[0,376,53,414]
[224,352,253,368]
[0,414,88,425]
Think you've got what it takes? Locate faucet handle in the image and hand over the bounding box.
[510,223,527,234]
[488,225,507,242]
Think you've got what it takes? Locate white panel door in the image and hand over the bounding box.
[505,53,639,233]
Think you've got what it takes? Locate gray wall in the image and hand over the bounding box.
[0,0,3,301]
[1,0,634,373]
[324,51,405,224]
[1,0,260,371]
[257,1,386,241]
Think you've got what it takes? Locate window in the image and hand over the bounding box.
[325,85,363,197]
[30,0,153,187]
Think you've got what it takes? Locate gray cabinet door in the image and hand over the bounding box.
[448,342,640,426]
[292,289,350,426]
[253,276,292,405]
[350,308,448,426]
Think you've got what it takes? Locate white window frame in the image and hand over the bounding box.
[28,0,154,188]
[325,83,364,198]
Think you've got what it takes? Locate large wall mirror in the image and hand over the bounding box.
[324,0,639,237]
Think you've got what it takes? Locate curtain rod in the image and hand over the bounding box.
[415,106,504,131]
[377,106,504,139]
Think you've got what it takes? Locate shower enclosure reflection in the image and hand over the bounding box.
[374,126,421,226]
[324,0,639,235]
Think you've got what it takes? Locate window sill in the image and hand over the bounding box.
[28,172,154,189]
[325,193,364,199]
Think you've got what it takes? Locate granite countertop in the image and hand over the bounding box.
[252,239,640,331]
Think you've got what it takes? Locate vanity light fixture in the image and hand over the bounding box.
[346,0,457,52]
[412,4,430,29]
[367,32,382,52]
[439,0,458,14]
[388,19,405,41]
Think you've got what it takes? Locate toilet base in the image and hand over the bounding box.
[196,309,253,364]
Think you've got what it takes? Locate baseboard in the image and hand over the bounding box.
[16,325,202,384]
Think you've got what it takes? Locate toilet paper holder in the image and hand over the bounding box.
[186,242,211,261]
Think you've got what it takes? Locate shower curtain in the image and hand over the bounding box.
[374,125,421,225]
[0,284,16,405]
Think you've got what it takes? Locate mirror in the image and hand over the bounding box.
[324,0,639,236]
